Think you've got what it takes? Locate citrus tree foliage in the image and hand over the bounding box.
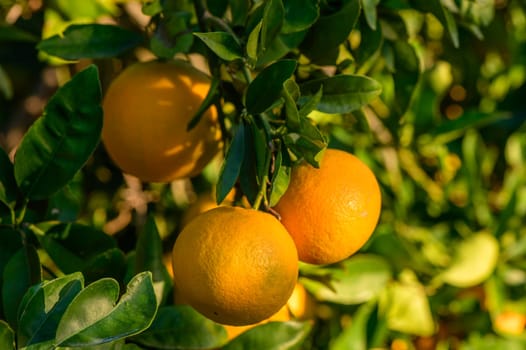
[1,0,526,349]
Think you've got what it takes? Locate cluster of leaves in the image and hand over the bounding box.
[1,0,526,349]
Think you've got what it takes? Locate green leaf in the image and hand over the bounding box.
[256,30,307,67]
[0,320,15,350]
[14,65,102,200]
[0,25,38,42]
[282,79,301,130]
[39,223,117,275]
[245,59,297,114]
[223,321,312,350]
[379,280,435,336]
[238,123,260,205]
[135,216,173,305]
[391,40,420,115]
[217,123,246,204]
[330,300,376,350]
[260,0,285,54]
[411,0,459,47]
[432,110,511,136]
[282,0,319,33]
[37,24,143,60]
[269,146,291,207]
[2,245,41,328]
[132,305,228,349]
[302,255,392,305]
[440,233,499,288]
[246,21,262,62]
[298,86,323,118]
[299,75,382,114]
[300,0,360,63]
[17,273,84,349]
[0,64,13,100]
[150,11,194,58]
[194,32,243,61]
[0,228,23,318]
[82,248,126,284]
[0,147,17,207]
[229,0,250,26]
[56,272,158,347]
[360,0,380,30]
[142,0,163,16]
[354,18,383,72]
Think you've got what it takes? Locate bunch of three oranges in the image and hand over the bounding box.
[102,60,382,327]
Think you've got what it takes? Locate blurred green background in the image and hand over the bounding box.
[2,0,526,349]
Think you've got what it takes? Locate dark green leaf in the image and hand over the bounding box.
[39,223,116,274]
[14,65,102,200]
[37,24,143,60]
[256,30,307,67]
[135,215,173,305]
[17,273,84,349]
[132,305,228,349]
[391,40,420,115]
[0,64,13,99]
[298,86,323,118]
[0,147,17,207]
[239,123,260,205]
[0,25,38,42]
[56,272,158,347]
[0,228,23,318]
[354,18,383,70]
[82,248,126,284]
[269,146,291,207]
[187,78,220,131]
[245,59,297,114]
[2,245,41,327]
[260,0,285,54]
[223,321,312,350]
[300,0,360,63]
[217,124,246,204]
[330,300,376,350]
[282,0,319,33]
[282,80,301,130]
[360,0,380,30]
[194,32,243,61]
[229,0,250,26]
[299,75,382,114]
[150,12,194,58]
[0,321,14,350]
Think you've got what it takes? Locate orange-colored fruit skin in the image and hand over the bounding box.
[102,60,222,182]
[172,206,299,326]
[273,148,381,265]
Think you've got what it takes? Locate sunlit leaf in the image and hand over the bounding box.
[440,233,499,288]
[302,255,392,305]
[194,32,243,61]
[0,320,14,350]
[56,272,157,347]
[330,300,376,350]
[379,281,435,336]
[17,273,84,349]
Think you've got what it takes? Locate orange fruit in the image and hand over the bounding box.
[102,60,222,182]
[172,206,299,326]
[494,311,526,335]
[287,281,316,320]
[273,148,381,265]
